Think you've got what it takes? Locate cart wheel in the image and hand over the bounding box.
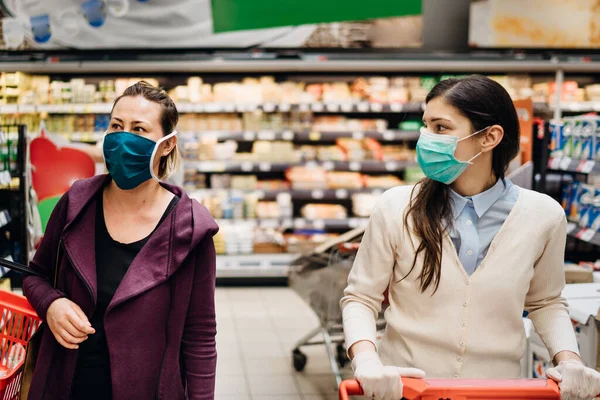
[336,344,349,367]
[292,349,308,372]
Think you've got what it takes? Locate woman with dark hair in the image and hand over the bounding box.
[23,81,218,400]
[342,75,600,400]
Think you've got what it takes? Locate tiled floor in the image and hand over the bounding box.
[216,287,353,400]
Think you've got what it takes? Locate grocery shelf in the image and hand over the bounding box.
[558,102,600,113]
[194,187,388,201]
[547,157,600,175]
[192,129,420,142]
[215,253,295,278]
[216,217,369,230]
[567,222,600,247]
[188,159,418,173]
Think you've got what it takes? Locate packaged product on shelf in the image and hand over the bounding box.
[363,175,404,188]
[352,193,378,217]
[256,201,282,219]
[285,233,339,254]
[565,263,594,284]
[300,204,347,220]
[326,172,363,189]
[256,180,289,191]
[231,175,258,190]
[253,228,286,254]
[317,145,346,161]
[578,185,596,228]
[286,166,328,190]
[586,84,600,102]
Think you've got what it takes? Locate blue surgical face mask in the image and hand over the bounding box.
[103,130,177,190]
[416,126,488,185]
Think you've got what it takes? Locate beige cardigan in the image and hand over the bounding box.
[341,184,579,379]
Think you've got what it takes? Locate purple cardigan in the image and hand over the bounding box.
[23,175,218,400]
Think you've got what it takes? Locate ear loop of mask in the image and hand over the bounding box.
[457,126,490,164]
[149,130,178,181]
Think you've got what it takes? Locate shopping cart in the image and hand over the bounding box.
[289,228,386,388]
[339,378,566,400]
[0,290,42,399]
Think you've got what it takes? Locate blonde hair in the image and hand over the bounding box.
[112,81,180,180]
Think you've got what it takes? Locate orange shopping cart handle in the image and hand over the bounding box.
[338,378,568,400]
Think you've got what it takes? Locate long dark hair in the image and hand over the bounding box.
[403,74,520,293]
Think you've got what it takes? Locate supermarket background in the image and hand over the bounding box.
[0,0,600,398]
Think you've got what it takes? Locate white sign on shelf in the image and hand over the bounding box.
[335,189,348,199]
[579,160,596,174]
[370,103,383,112]
[559,157,573,171]
[385,161,398,171]
[260,219,279,229]
[566,222,577,234]
[305,161,319,169]
[349,162,361,171]
[255,190,265,199]
[322,161,335,171]
[311,189,325,199]
[311,103,324,112]
[243,131,256,141]
[383,131,395,141]
[548,157,562,170]
[258,162,272,172]
[279,103,291,112]
[341,103,354,112]
[71,133,83,141]
[390,103,403,112]
[0,130,5,143]
[299,103,310,112]
[0,171,11,185]
[224,103,236,113]
[19,105,35,114]
[294,219,307,229]
[593,102,600,112]
[263,103,276,113]
[1,105,18,114]
[579,229,596,242]
[281,130,294,141]
[352,131,365,140]
[241,162,254,172]
[357,102,370,112]
[313,219,326,230]
[258,131,276,141]
[348,218,359,228]
[326,103,340,112]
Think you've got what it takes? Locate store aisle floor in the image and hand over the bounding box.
[216,287,351,400]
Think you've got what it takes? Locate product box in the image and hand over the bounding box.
[565,264,594,284]
[579,185,596,229]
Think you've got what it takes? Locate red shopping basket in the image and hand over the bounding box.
[0,290,41,400]
[339,378,564,400]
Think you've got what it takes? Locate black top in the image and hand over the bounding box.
[71,194,179,399]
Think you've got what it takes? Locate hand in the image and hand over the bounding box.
[46,298,95,350]
[547,360,600,400]
[352,351,425,400]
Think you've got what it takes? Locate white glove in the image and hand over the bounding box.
[546,360,600,400]
[352,351,425,400]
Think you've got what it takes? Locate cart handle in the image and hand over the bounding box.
[339,378,564,400]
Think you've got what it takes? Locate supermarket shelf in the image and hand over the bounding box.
[194,187,388,201]
[215,253,295,278]
[567,222,600,247]
[188,160,418,173]
[558,102,600,113]
[216,217,369,230]
[192,129,420,142]
[547,157,600,175]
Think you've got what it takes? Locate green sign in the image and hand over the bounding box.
[212,0,422,33]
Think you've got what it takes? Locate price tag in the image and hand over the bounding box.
[279,103,291,112]
[282,130,294,141]
[253,190,265,200]
[198,161,226,172]
[311,189,324,199]
[0,171,10,184]
[263,103,276,112]
[224,103,236,113]
[566,222,577,234]
[578,229,596,242]
[579,160,596,174]
[177,103,191,113]
[305,161,318,169]
[322,161,335,171]
[385,161,398,171]
[313,219,326,230]
[2,105,17,114]
[348,218,359,228]
[241,162,254,172]
[71,133,83,141]
[357,102,370,112]
[383,131,395,141]
[311,103,324,112]
[326,103,340,112]
[19,105,35,113]
[370,103,383,112]
[352,132,365,140]
[569,103,584,112]
[258,131,276,141]
[593,102,600,112]
[73,105,85,113]
[299,103,310,112]
[258,162,272,172]
[559,157,573,171]
[390,103,404,112]
[309,131,321,141]
[260,219,279,229]
[295,219,307,229]
[0,131,5,143]
[349,162,361,171]
[7,133,18,141]
[548,157,562,170]
[341,103,354,112]
[192,104,204,113]
[243,131,256,141]
[282,218,293,227]
[335,189,348,199]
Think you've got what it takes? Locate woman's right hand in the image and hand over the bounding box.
[46,298,95,350]
[352,351,425,400]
